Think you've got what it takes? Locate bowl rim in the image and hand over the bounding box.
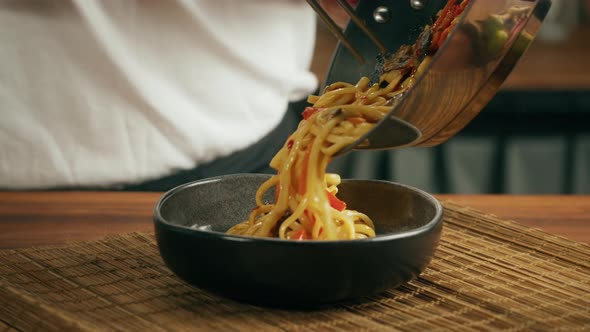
[153,173,443,246]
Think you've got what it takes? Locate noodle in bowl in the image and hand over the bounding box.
[154,174,442,306]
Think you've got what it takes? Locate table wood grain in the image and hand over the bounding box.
[0,192,588,249]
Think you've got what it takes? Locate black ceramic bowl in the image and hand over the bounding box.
[154,174,443,307]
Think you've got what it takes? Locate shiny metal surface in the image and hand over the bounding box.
[305,0,366,64]
[373,6,392,23]
[318,0,552,155]
[336,0,387,54]
[410,0,428,10]
[306,0,387,64]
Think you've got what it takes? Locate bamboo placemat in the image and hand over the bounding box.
[0,202,589,331]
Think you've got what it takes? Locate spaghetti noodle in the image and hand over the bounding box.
[226,0,469,240]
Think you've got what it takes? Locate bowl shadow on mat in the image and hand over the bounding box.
[154,174,443,308]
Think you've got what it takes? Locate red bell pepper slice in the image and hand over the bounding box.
[291,229,309,240]
[302,107,320,120]
[326,190,347,211]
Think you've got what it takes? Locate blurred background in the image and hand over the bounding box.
[312,0,590,194]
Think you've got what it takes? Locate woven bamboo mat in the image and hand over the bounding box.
[0,202,589,332]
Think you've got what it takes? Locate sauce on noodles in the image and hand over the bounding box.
[226,0,469,240]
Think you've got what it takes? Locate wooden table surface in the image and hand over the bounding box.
[0,192,588,249]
